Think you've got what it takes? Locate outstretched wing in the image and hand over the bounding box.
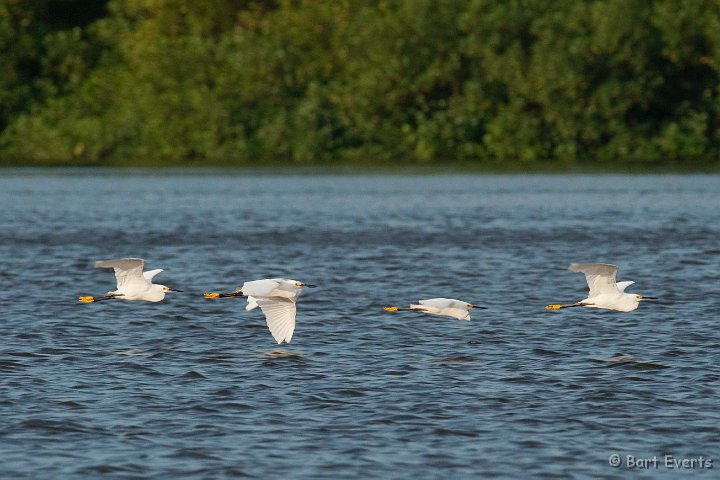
[241,279,281,297]
[569,263,619,297]
[245,296,259,311]
[143,269,163,282]
[256,298,297,344]
[447,309,472,321]
[419,298,469,310]
[419,298,454,309]
[95,258,148,290]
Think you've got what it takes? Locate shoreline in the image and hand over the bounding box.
[1,163,719,175]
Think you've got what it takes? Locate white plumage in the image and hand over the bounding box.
[255,297,297,344]
[385,297,486,320]
[546,263,655,312]
[79,258,180,303]
[206,278,315,344]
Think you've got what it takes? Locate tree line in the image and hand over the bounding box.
[1,0,719,168]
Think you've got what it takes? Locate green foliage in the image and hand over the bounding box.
[0,0,719,167]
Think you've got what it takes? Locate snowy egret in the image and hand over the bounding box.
[384,298,487,321]
[545,263,657,312]
[204,279,316,344]
[78,258,181,303]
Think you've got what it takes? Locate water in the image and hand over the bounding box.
[1,170,718,478]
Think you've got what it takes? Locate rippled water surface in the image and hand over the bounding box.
[1,171,719,478]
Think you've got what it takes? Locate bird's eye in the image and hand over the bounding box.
[295,282,303,287]
[635,295,642,300]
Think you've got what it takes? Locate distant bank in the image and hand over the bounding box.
[2,2,719,169]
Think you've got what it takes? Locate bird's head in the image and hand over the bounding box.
[635,294,658,301]
[467,303,488,310]
[160,285,183,293]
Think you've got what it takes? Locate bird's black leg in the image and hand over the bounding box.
[78,293,124,303]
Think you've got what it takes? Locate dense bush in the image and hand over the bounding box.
[0,0,718,167]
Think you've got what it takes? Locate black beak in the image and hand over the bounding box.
[640,296,659,301]
[471,305,488,309]
[168,288,183,292]
[303,284,317,288]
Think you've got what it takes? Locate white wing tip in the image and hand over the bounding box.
[245,296,258,311]
[616,280,636,292]
[568,262,618,272]
[95,258,144,268]
[273,333,293,344]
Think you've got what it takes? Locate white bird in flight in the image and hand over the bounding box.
[204,278,316,344]
[384,298,487,320]
[546,263,657,312]
[79,258,181,303]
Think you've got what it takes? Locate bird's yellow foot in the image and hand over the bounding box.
[204,292,220,299]
[78,296,95,303]
[545,304,562,310]
[384,306,399,312]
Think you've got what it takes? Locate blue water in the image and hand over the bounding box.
[1,171,718,478]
